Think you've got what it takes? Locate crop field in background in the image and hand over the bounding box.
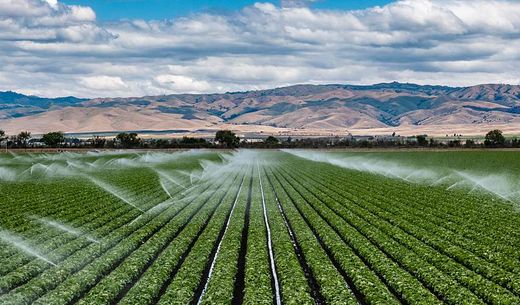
[0,150,519,305]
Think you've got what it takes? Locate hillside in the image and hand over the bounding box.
[2,83,520,136]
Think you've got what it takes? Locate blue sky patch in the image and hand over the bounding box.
[62,0,392,20]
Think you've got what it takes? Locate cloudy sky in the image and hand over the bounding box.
[1,0,520,98]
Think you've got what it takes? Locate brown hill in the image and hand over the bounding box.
[2,82,520,136]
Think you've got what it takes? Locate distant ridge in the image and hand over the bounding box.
[2,82,520,136]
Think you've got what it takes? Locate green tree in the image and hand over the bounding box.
[416,135,428,147]
[264,136,279,146]
[153,139,170,148]
[0,130,7,151]
[18,131,31,148]
[484,129,505,147]
[116,132,141,148]
[42,131,65,147]
[215,130,240,148]
[465,139,476,148]
[181,137,207,144]
[90,136,106,148]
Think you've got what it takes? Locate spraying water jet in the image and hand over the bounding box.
[0,230,56,266]
[33,216,100,243]
[83,175,144,212]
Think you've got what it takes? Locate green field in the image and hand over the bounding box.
[0,150,519,305]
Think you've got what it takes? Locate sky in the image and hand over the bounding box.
[1,0,520,97]
[60,1,393,20]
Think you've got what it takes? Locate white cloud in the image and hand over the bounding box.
[0,0,520,97]
[78,76,128,91]
[0,0,108,42]
[153,75,211,93]
[44,0,58,8]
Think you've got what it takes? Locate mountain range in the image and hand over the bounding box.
[2,82,520,137]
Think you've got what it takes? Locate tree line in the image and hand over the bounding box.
[0,129,516,150]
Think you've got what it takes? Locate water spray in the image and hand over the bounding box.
[284,149,520,204]
[0,230,56,266]
[33,216,100,244]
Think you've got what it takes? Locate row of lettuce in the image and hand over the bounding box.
[1,151,520,304]
[270,153,520,304]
